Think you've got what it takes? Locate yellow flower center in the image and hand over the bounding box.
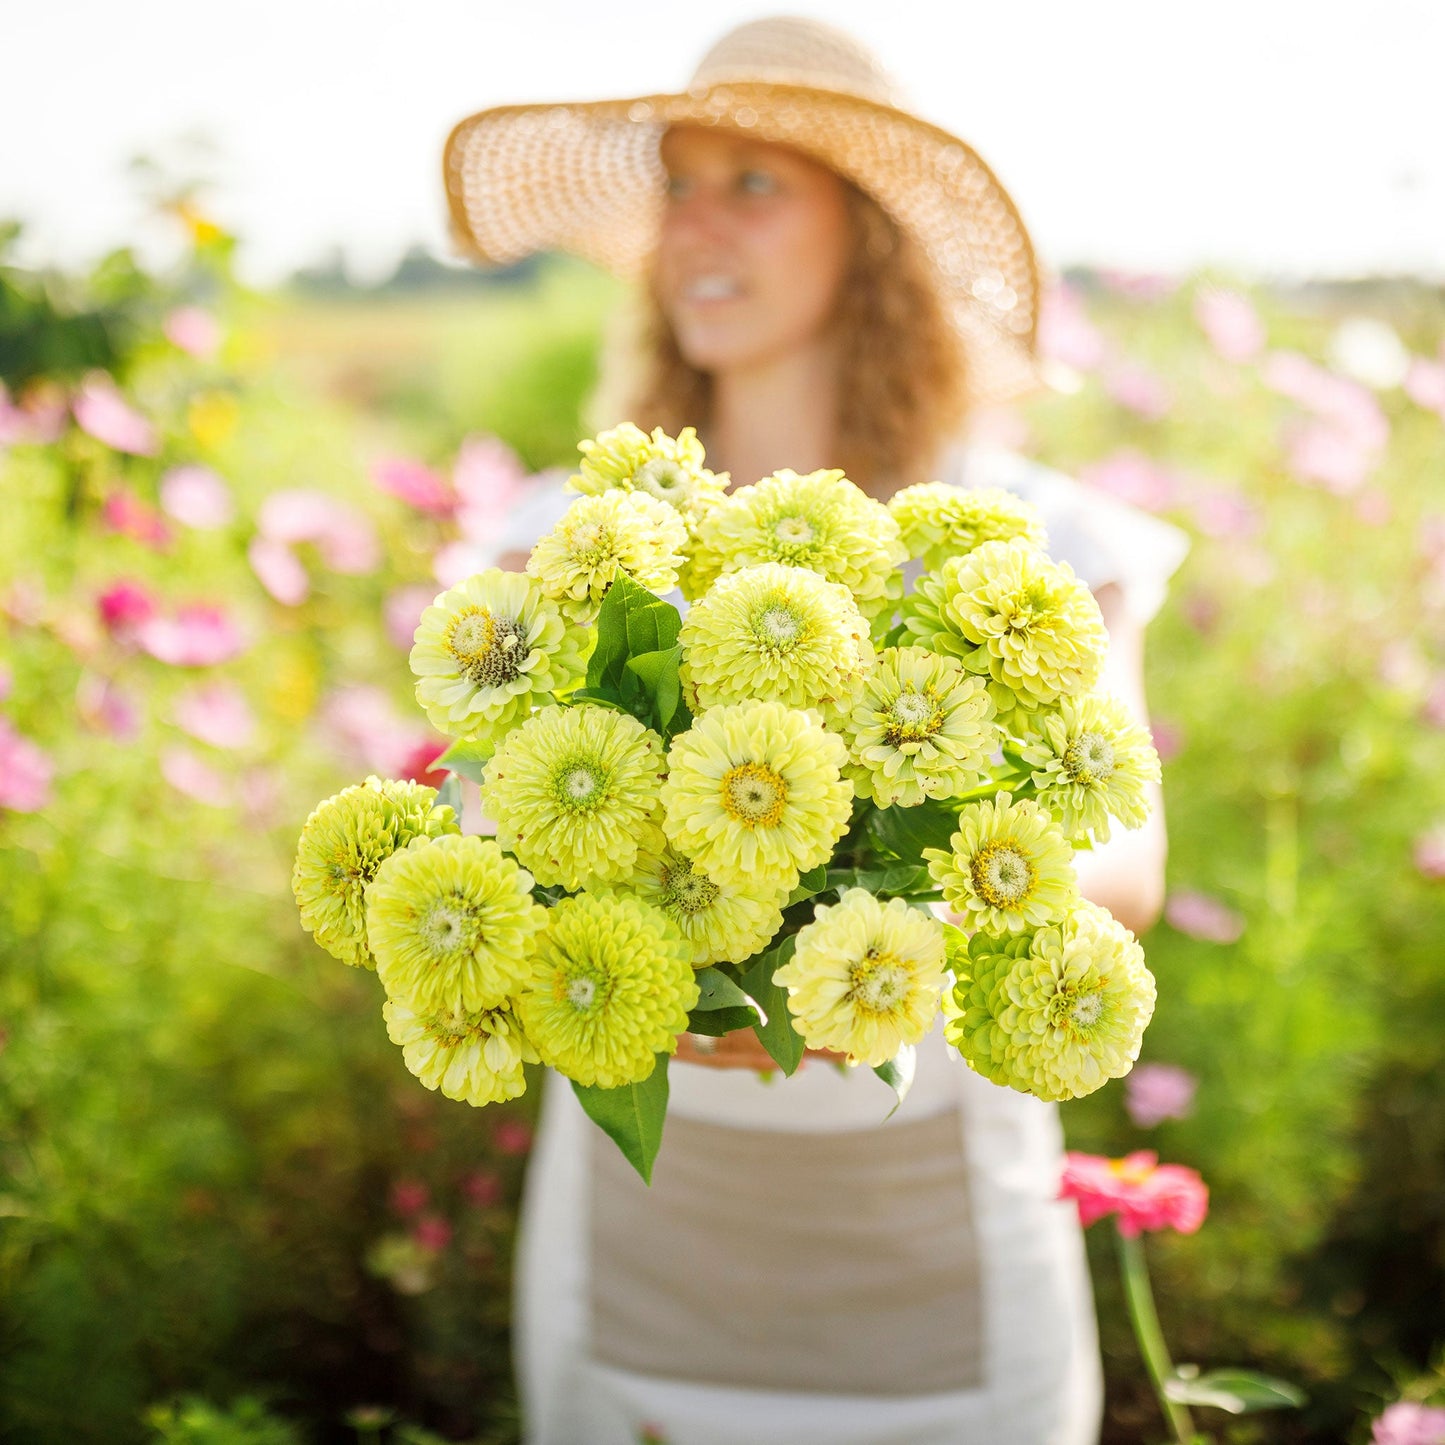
[418,898,476,957]
[720,762,789,827]
[755,604,804,651]
[970,839,1035,908]
[446,607,527,686]
[850,949,911,1014]
[567,520,615,567]
[1064,731,1115,784]
[1109,1156,1157,1186]
[661,858,720,915]
[636,457,687,500]
[773,515,815,546]
[1067,989,1105,1029]
[553,760,606,812]
[885,687,943,744]
[555,963,609,1015]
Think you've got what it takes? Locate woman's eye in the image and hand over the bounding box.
[664,175,692,201]
[737,169,777,196]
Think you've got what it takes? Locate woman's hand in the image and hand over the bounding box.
[674,1030,847,1070]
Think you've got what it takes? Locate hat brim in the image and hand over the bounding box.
[443,82,1050,406]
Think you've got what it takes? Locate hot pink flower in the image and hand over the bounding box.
[159,465,234,529]
[398,738,450,788]
[137,604,246,666]
[163,306,221,359]
[1125,1063,1199,1128]
[462,1170,503,1208]
[160,745,231,807]
[1077,449,1179,513]
[0,718,54,812]
[102,490,174,550]
[1060,1150,1209,1237]
[247,536,310,606]
[1404,357,1445,419]
[73,376,159,456]
[1103,361,1174,420]
[373,456,454,515]
[1372,1402,1445,1445]
[76,672,141,741]
[411,1214,453,1252]
[1193,286,1265,364]
[492,1118,533,1156]
[97,580,159,640]
[172,681,256,750]
[1036,282,1109,372]
[390,1178,430,1216]
[1165,890,1245,944]
[1414,827,1445,881]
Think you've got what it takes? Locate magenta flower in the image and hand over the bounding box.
[247,536,310,606]
[1193,286,1265,364]
[162,306,221,359]
[1414,827,1445,881]
[172,681,256,750]
[76,672,142,741]
[389,1179,430,1216]
[397,738,449,788]
[160,745,231,807]
[1125,1063,1199,1128]
[373,456,454,515]
[102,489,174,550]
[97,580,159,640]
[159,465,235,529]
[1165,890,1245,944]
[1060,1151,1209,1237]
[0,718,54,812]
[73,376,159,455]
[384,584,437,649]
[1036,282,1109,372]
[137,604,246,667]
[1372,1402,1445,1445]
[1077,449,1180,512]
[1103,361,1174,420]
[1404,357,1445,419]
[462,1170,503,1208]
[411,1215,453,1252]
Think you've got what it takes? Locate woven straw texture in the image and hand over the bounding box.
[443,17,1048,405]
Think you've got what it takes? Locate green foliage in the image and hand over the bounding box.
[571,1058,671,1185]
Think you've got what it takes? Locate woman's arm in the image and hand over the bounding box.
[1067,581,1168,937]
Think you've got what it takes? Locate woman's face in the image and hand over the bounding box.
[653,126,853,374]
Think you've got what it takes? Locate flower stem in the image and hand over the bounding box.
[1116,1226,1196,1445]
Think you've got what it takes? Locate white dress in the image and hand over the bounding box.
[487,440,1191,1445]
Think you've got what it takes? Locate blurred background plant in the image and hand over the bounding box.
[2,175,1443,1442]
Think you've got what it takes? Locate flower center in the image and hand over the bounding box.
[661,858,720,915]
[850,949,911,1014]
[755,604,804,651]
[885,687,943,744]
[720,762,789,827]
[1064,731,1116,784]
[567,520,615,567]
[1067,989,1105,1029]
[554,759,606,811]
[446,608,528,687]
[635,458,686,500]
[773,514,815,546]
[419,897,476,958]
[970,839,1036,908]
[556,964,609,1015]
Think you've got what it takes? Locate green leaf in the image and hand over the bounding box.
[785,864,830,906]
[623,581,681,656]
[690,967,755,1013]
[825,864,935,898]
[739,934,806,1076]
[1164,1367,1306,1414]
[685,1005,761,1037]
[587,580,633,692]
[571,1056,671,1184]
[868,798,962,861]
[872,1043,917,1119]
[434,774,464,816]
[434,738,492,784]
[625,645,685,732]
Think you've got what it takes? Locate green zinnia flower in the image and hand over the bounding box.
[514,893,699,1088]
[679,562,874,713]
[526,490,688,624]
[383,996,538,1107]
[292,776,459,969]
[900,538,1108,708]
[888,482,1047,570]
[943,902,1156,1101]
[409,568,590,745]
[840,645,998,808]
[619,838,787,967]
[688,468,907,625]
[481,704,666,890]
[659,699,853,892]
[924,791,1077,933]
[365,834,547,1013]
[774,888,946,1066]
[569,422,728,520]
[1016,693,1161,844]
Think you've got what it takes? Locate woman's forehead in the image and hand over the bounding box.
[659,124,821,173]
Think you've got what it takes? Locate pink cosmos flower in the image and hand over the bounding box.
[1095,269,1179,302]
[318,685,435,777]
[137,604,246,667]
[1148,719,1183,763]
[172,681,256,750]
[102,489,174,550]
[411,1215,453,1252]
[453,434,527,516]
[1193,286,1265,364]
[1404,357,1445,419]
[76,672,141,741]
[163,306,221,359]
[385,584,438,649]
[1036,282,1109,373]
[1077,449,1179,513]
[1282,418,1376,494]
[462,1170,503,1208]
[1165,890,1245,944]
[1187,488,1261,541]
[1059,1151,1209,1237]
[73,376,160,456]
[1414,827,1445,881]
[238,765,285,830]
[258,489,380,574]
[1103,361,1174,420]
[1125,1063,1199,1128]
[1372,1402,1445,1445]
[247,536,310,606]
[0,719,54,811]
[159,465,234,529]
[159,745,231,807]
[97,579,159,640]
[389,1179,430,1216]
[398,738,449,788]
[373,456,454,515]
[0,381,67,447]
[492,1118,534,1155]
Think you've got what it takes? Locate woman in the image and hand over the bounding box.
[443,17,1190,1444]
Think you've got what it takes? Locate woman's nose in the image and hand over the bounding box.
[662,188,736,250]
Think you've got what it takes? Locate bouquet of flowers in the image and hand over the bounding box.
[292,424,1162,1181]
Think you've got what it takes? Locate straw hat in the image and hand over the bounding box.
[443,16,1049,405]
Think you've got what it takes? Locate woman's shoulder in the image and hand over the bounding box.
[934,436,1192,628]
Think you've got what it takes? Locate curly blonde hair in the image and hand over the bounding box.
[587,179,973,492]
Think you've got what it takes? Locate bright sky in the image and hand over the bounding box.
[5,0,1442,286]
